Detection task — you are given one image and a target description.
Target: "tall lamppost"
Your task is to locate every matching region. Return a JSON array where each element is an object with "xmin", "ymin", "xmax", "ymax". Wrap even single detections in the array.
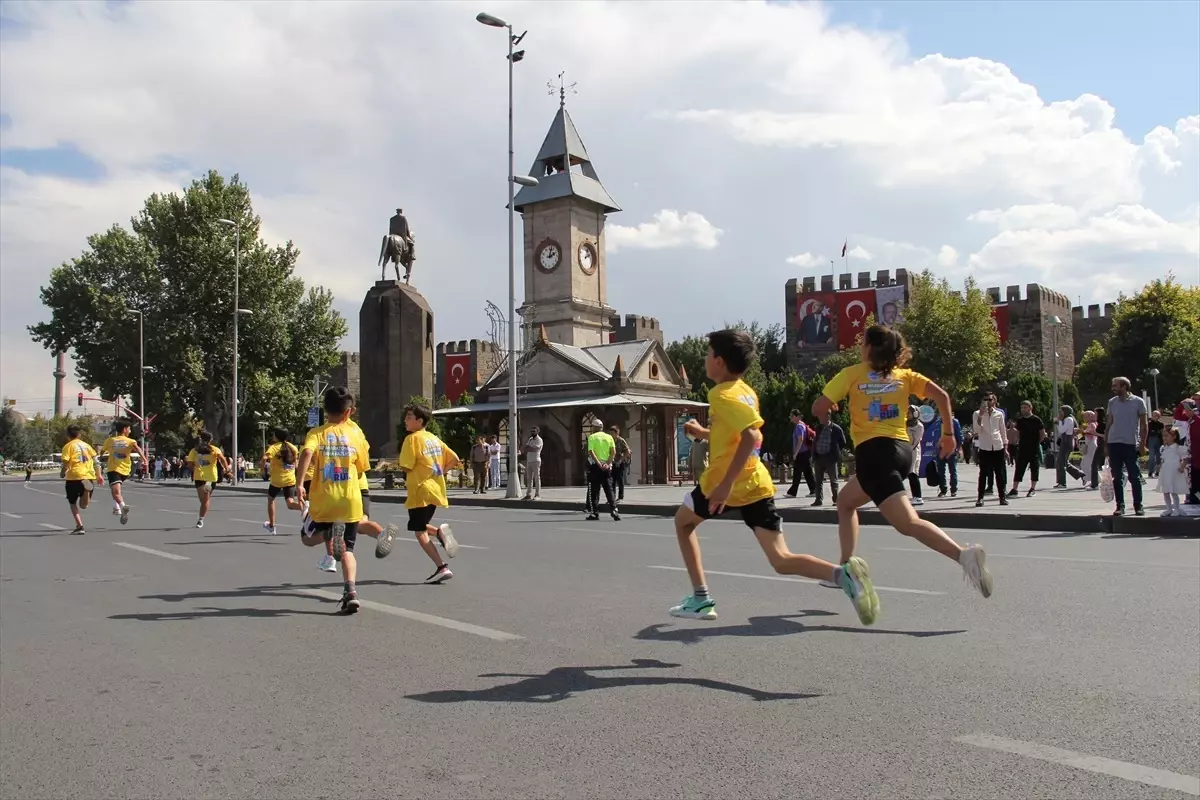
[
  {"xmin": 217, "ymin": 217, "xmax": 246, "ymax": 484},
  {"xmin": 128, "ymin": 309, "xmax": 146, "ymax": 458},
  {"xmin": 477, "ymin": 10, "xmax": 539, "ymax": 499},
  {"xmin": 1147, "ymin": 368, "xmax": 1160, "ymax": 410},
  {"xmin": 1047, "ymin": 315, "xmax": 1064, "ymax": 415}
]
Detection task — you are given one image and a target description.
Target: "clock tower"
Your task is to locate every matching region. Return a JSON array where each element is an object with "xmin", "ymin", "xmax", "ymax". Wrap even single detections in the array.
[{"xmin": 514, "ymin": 95, "xmax": 620, "ymax": 348}]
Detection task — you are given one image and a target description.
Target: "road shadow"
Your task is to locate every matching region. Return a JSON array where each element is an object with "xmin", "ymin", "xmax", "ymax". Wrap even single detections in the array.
[
  {"xmin": 634, "ymin": 611, "xmax": 967, "ymax": 646},
  {"xmin": 138, "ymin": 580, "xmax": 425, "ymax": 605},
  {"xmin": 405, "ymin": 659, "xmax": 820, "ymax": 704},
  {"xmin": 0, "ymin": 531, "xmax": 66, "ymax": 537},
  {"xmin": 161, "ymin": 538, "xmax": 287, "ymax": 546},
  {"xmin": 110, "ymin": 605, "xmax": 332, "ymax": 621},
  {"xmin": 1018, "ymin": 531, "xmax": 1097, "ymax": 539}
]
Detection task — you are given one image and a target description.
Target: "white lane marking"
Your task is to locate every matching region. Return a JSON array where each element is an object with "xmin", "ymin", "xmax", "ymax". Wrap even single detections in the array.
[
  {"xmin": 298, "ymin": 589, "xmax": 521, "ymax": 640},
  {"xmin": 646, "ymin": 565, "xmax": 944, "ymax": 595},
  {"xmin": 956, "ymin": 734, "xmax": 1200, "ymax": 796},
  {"xmin": 231, "ymin": 518, "xmax": 266, "ymax": 524},
  {"xmin": 454, "ymin": 543, "xmax": 488, "ymax": 550},
  {"xmin": 878, "ymin": 547, "xmax": 1198, "ymax": 569},
  {"xmin": 38, "ymin": 523, "xmax": 65, "ymax": 530},
  {"xmin": 559, "ymin": 526, "xmax": 675, "ymax": 538},
  {"xmin": 22, "ymin": 486, "xmax": 62, "ymax": 498},
  {"xmin": 2, "ymin": 512, "xmax": 22, "ymax": 519},
  {"xmin": 113, "ymin": 542, "xmax": 190, "ymax": 561},
  {"xmin": 156, "ymin": 509, "xmax": 195, "ymax": 516}
]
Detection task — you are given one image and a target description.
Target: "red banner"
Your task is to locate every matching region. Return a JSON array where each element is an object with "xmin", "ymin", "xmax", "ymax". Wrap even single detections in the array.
[
  {"xmin": 991, "ymin": 305, "xmax": 1010, "ymax": 344},
  {"xmin": 835, "ymin": 289, "xmax": 875, "ymax": 349},
  {"xmin": 444, "ymin": 353, "xmax": 471, "ymax": 404},
  {"xmin": 796, "ymin": 292, "xmax": 835, "ymax": 348}
]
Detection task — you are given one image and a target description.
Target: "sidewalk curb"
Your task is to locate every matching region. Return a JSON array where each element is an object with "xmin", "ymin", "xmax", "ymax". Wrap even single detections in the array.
[{"xmin": 150, "ymin": 482, "xmax": 1200, "ymax": 538}]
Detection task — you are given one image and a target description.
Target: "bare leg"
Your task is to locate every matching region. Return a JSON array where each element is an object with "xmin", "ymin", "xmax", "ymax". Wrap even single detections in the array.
[
  {"xmin": 266, "ymin": 496, "xmax": 276, "ymax": 528},
  {"xmin": 835, "ymin": 477, "xmax": 869, "ymax": 563},
  {"xmin": 70, "ymin": 503, "xmax": 83, "ymax": 529},
  {"xmin": 673, "ymin": 505, "xmax": 707, "ymax": 588},
  {"xmin": 79, "ymin": 490, "xmax": 92, "ymax": 510},
  {"xmin": 754, "ymin": 529, "xmax": 841, "ymax": 581},
  {"xmin": 341, "ymin": 551, "xmax": 357, "ymax": 583},
  {"xmin": 416, "ymin": 528, "xmax": 444, "ymax": 567},
  {"xmin": 876, "ymin": 492, "xmax": 963, "ymax": 562},
  {"xmin": 197, "ymin": 486, "xmax": 211, "ymax": 519},
  {"xmin": 111, "ymin": 481, "xmax": 125, "ymax": 508},
  {"xmin": 359, "ymin": 518, "xmax": 383, "ymax": 538}
]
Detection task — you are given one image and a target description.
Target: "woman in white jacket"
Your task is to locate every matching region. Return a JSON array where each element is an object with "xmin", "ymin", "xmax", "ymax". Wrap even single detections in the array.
[{"xmin": 906, "ymin": 405, "xmax": 925, "ymax": 506}]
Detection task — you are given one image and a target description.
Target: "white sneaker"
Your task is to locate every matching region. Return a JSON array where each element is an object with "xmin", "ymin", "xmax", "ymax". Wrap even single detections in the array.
[
  {"xmin": 911, "ymin": 497, "xmax": 925, "ymax": 506},
  {"xmin": 959, "ymin": 544, "xmax": 993, "ymax": 598},
  {"xmin": 112, "ymin": 507, "xmax": 121, "ymax": 515},
  {"xmin": 120, "ymin": 504, "xmax": 130, "ymax": 525},
  {"xmin": 317, "ymin": 554, "xmax": 337, "ymax": 572},
  {"xmin": 196, "ymin": 519, "xmax": 204, "ymax": 529},
  {"xmin": 436, "ymin": 523, "xmax": 459, "ymax": 558},
  {"xmin": 262, "ymin": 521, "xmax": 277, "ymax": 535}
]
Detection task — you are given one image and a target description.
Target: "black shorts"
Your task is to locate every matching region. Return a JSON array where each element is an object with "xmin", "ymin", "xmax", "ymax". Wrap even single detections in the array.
[
  {"xmin": 361, "ymin": 490, "xmax": 371, "ymax": 519},
  {"xmin": 106, "ymin": 471, "xmax": 127, "ymax": 485},
  {"xmin": 268, "ymin": 484, "xmax": 297, "ymax": 500},
  {"xmin": 854, "ymin": 437, "xmax": 913, "ymax": 506},
  {"xmin": 682, "ymin": 486, "xmax": 782, "ymax": 531},
  {"xmin": 65, "ymin": 480, "xmax": 92, "ymax": 505},
  {"xmin": 313, "ymin": 521, "xmax": 358, "ymax": 552},
  {"xmin": 194, "ymin": 480, "xmax": 214, "ymax": 491},
  {"xmin": 407, "ymin": 505, "xmax": 437, "ymax": 532}
]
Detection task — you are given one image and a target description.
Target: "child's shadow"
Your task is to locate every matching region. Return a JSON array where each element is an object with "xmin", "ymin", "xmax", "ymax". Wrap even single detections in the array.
[{"xmin": 634, "ymin": 610, "xmax": 967, "ymax": 646}]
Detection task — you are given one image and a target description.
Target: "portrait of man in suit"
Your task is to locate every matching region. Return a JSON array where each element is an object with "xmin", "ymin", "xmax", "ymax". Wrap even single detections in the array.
[{"xmin": 799, "ymin": 297, "xmax": 832, "ymax": 346}]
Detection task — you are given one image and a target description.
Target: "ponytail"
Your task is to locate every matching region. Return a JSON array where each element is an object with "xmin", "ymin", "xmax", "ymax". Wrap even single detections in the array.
[
  {"xmin": 274, "ymin": 428, "xmax": 295, "ymax": 466},
  {"xmin": 196, "ymin": 431, "xmax": 213, "ymax": 456}
]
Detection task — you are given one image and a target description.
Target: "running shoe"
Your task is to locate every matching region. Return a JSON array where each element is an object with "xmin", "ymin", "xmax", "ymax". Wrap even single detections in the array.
[
  {"xmin": 669, "ymin": 595, "xmax": 718, "ymax": 620},
  {"xmin": 329, "ymin": 523, "xmax": 346, "ymax": 562},
  {"xmin": 120, "ymin": 504, "xmax": 130, "ymax": 525},
  {"xmin": 818, "ymin": 579, "xmax": 839, "ymax": 588},
  {"xmin": 317, "ymin": 554, "xmax": 337, "ymax": 572},
  {"xmin": 959, "ymin": 544, "xmax": 993, "ymax": 599},
  {"xmin": 424, "ymin": 565, "xmax": 453, "ymax": 584},
  {"xmin": 436, "ymin": 524, "xmax": 459, "ymax": 558},
  {"xmin": 375, "ymin": 523, "xmax": 398, "ymax": 559},
  {"xmin": 71, "ymin": 525, "xmax": 85, "ymax": 535},
  {"xmin": 196, "ymin": 519, "xmax": 204, "ymax": 529},
  {"xmin": 340, "ymin": 591, "xmax": 361, "ymax": 614},
  {"xmin": 611, "ymin": 510, "xmax": 621, "ymax": 521},
  {"xmin": 112, "ymin": 507, "xmax": 120, "ymax": 516},
  {"xmin": 262, "ymin": 522, "xmax": 277, "ymax": 535},
  {"xmin": 300, "ymin": 512, "xmax": 316, "ymax": 538},
  {"xmin": 837, "ymin": 556, "xmax": 880, "ymax": 626}
]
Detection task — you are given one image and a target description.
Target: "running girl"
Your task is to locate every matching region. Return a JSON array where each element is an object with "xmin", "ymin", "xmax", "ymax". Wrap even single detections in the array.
[
  {"xmin": 262, "ymin": 428, "xmax": 302, "ymax": 535},
  {"xmin": 187, "ymin": 431, "xmax": 230, "ymax": 529}
]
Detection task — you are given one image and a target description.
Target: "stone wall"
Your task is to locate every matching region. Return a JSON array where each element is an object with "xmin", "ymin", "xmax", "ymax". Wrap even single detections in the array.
[
  {"xmin": 989, "ymin": 284, "xmax": 1074, "ymax": 381},
  {"xmin": 608, "ymin": 313, "xmax": 664, "ymax": 345},
  {"xmin": 434, "ymin": 339, "xmax": 501, "ymax": 399},
  {"xmin": 329, "ymin": 351, "xmax": 360, "ymax": 402},
  {"xmin": 1071, "ymin": 303, "xmax": 1117, "ymax": 364}
]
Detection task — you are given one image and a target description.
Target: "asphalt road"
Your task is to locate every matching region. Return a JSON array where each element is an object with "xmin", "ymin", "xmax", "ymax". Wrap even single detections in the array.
[{"xmin": 2, "ymin": 478, "xmax": 1198, "ymax": 800}]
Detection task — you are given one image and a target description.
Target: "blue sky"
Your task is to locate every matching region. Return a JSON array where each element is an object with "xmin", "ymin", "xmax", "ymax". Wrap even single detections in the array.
[{"xmin": 824, "ymin": 0, "xmax": 1200, "ymax": 137}]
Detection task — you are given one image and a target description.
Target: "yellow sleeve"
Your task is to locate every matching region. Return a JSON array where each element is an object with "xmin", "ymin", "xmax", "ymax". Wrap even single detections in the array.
[
  {"xmin": 397, "ymin": 434, "xmax": 417, "ymax": 471},
  {"xmin": 906, "ymin": 370, "xmax": 931, "ymax": 398},
  {"xmin": 186, "ymin": 449, "xmax": 198, "ymax": 465},
  {"xmin": 823, "ymin": 366, "xmax": 855, "ymax": 402},
  {"xmin": 264, "ymin": 444, "xmax": 277, "ymax": 462},
  {"xmin": 302, "ymin": 429, "xmax": 321, "ymax": 454},
  {"xmin": 100, "ymin": 438, "xmax": 113, "ymax": 457},
  {"xmin": 60, "ymin": 443, "xmax": 71, "ymax": 462},
  {"xmin": 86, "ymin": 443, "xmax": 97, "ymax": 460},
  {"xmin": 443, "ymin": 444, "xmax": 460, "ymax": 468},
  {"xmin": 355, "ymin": 432, "xmax": 370, "ymax": 474},
  {"xmin": 717, "ymin": 392, "xmax": 763, "ymax": 435}
]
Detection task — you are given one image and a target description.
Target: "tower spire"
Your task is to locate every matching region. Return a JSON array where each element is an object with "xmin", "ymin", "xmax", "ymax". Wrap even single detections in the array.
[{"xmin": 548, "ymin": 70, "xmax": 577, "ymax": 110}]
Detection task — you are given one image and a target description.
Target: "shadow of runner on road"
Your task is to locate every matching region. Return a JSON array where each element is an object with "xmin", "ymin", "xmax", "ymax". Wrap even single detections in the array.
[
  {"xmin": 405, "ymin": 659, "xmax": 820, "ymax": 704},
  {"xmin": 110, "ymin": 605, "xmax": 332, "ymax": 621},
  {"xmin": 161, "ymin": 538, "xmax": 288, "ymax": 546},
  {"xmin": 634, "ymin": 611, "xmax": 967, "ymax": 646}
]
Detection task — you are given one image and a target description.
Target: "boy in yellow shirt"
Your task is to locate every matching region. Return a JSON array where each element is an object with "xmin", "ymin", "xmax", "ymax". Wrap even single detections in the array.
[
  {"xmin": 397, "ymin": 403, "xmax": 461, "ymax": 584},
  {"xmin": 61, "ymin": 425, "xmax": 103, "ymax": 535},
  {"xmin": 668, "ymin": 329, "xmax": 880, "ymax": 625},
  {"xmin": 101, "ymin": 419, "xmax": 146, "ymax": 526},
  {"xmin": 186, "ymin": 431, "xmax": 230, "ymax": 529},
  {"xmin": 295, "ymin": 387, "xmax": 371, "ymax": 613}
]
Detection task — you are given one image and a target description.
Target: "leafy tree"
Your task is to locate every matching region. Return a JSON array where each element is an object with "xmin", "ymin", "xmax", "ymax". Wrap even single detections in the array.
[
  {"xmin": 1149, "ymin": 319, "xmax": 1200, "ymax": 409},
  {"xmin": 436, "ymin": 393, "xmax": 476, "ymax": 459},
  {"xmin": 814, "ymin": 345, "xmax": 861, "ymax": 379},
  {"xmin": 1104, "ymin": 278, "xmax": 1200, "ymax": 402},
  {"xmin": 28, "ymin": 170, "xmax": 347, "ymax": 453},
  {"xmin": 1074, "ymin": 340, "xmax": 1113, "ymax": 409},
  {"xmin": 665, "ymin": 335, "xmax": 708, "ymax": 402},
  {"xmin": 757, "ymin": 370, "xmax": 807, "ymax": 458},
  {"xmin": 997, "ymin": 342, "xmax": 1042, "ymax": 378},
  {"xmin": 899, "ymin": 271, "xmax": 1000, "ymax": 401},
  {"xmin": 666, "ymin": 321, "xmax": 784, "ymax": 403}
]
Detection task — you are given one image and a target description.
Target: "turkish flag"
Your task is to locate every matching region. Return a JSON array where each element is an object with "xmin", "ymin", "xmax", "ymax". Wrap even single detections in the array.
[
  {"xmin": 991, "ymin": 305, "xmax": 1009, "ymax": 344},
  {"xmin": 444, "ymin": 353, "xmax": 471, "ymax": 404},
  {"xmin": 835, "ymin": 289, "xmax": 875, "ymax": 349}
]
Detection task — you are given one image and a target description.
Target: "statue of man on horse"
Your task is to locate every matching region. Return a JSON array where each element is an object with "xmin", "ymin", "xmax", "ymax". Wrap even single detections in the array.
[{"xmin": 379, "ymin": 208, "xmax": 416, "ymax": 283}]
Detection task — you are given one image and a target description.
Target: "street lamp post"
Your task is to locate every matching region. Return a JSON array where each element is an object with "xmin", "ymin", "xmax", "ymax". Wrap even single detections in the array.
[
  {"xmin": 217, "ymin": 218, "xmax": 243, "ymax": 485},
  {"xmin": 477, "ymin": 11, "xmax": 538, "ymax": 499},
  {"xmin": 1147, "ymin": 368, "xmax": 1160, "ymax": 410},
  {"xmin": 1047, "ymin": 315, "xmax": 1064, "ymax": 415},
  {"xmin": 128, "ymin": 310, "xmax": 146, "ymax": 459}
]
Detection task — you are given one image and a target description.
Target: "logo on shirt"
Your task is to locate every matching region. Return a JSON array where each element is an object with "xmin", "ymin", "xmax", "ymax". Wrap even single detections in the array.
[
  {"xmin": 736, "ymin": 394, "xmax": 757, "ymax": 408},
  {"xmin": 423, "ymin": 440, "xmax": 445, "ymax": 477},
  {"xmin": 857, "ymin": 378, "xmax": 901, "ymax": 396},
  {"xmin": 867, "ymin": 400, "xmax": 901, "ymax": 422}
]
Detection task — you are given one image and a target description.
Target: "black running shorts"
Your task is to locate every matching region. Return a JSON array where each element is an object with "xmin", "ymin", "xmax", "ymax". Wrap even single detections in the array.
[
  {"xmin": 853, "ymin": 437, "xmax": 913, "ymax": 506},
  {"xmin": 362, "ymin": 490, "xmax": 371, "ymax": 519},
  {"xmin": 682, "ymin": 486, "xmax": 782, "ymax": 531},
  {"xmin": 194, "ymin": 480, "xmax": 213, "ymax": 491},
  {"xmin": 65, "ymin": 480, "xmax": 87, "ymax": 505},
  {"xmin": 268, "ymin": 484, "xmax": 297, "ymax": 500},
  {"xmin": 303, "ymin": 480, "xmax": 312, "ymax": 496},
  {"xmin": 313, "ymin": 521, "xmax": 358, "ymax": 552},
  {"xmin": 407, "ymin": 505, "xmax": 437, "ymax": 532},
  {"xmin": 106, "ymin": 471, "xmax": 127, "ymax": 485}
]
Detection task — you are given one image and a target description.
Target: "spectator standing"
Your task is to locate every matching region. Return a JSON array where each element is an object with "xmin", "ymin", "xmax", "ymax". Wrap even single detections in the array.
[
  {"xmin": 522, "ymin": 427, "xmax": 543, "ymax": 500},
  {"xmin": 933, "ymin": 410, "xmax": 962, "ymax": 498},
  {"xmin": 1105, "ymin": 377, "xmax": 1148, "ymax": 516},
  {"xmin": 1185, "ymin": 403, "xmax": 1199, "ymax": 505},
  {"xmin": 610, "ymin": 425, "xmax": 631, "ymax": 503},
  {"xmin": 1009, "ymin": 400, "xmax": 1046, "ymax": 497},
  {"xmin": 1147, "ymin": 410, "xmax": 1165, "ymax": 478},
  {"xmin": 486, "ymin": 435, "xmax": 502, "ymax": 489},
  {"xmin": 687, "ymin": 434, "xmax": 708, "ymax": 486},
  {"xmin": 1053, "ymin": 406, "xmax": 1078, "ymax": 488},
  {"xmin": 584, "ymin": 418, "xmax": 619, "ymax": 521},
  {"xmin": 811, "ymin": 406, "xmax": 846, "ymax": 507},
  {"xmin": 470, "ymin": 437, "xmax": 489, "ymax": 494},
  {"xmin": 973, "ymin": 392, "xmax": 1009, "ymax": 506},
  {"xmin": 906, "ymin": 406, "xmax": 925, "ymax": 506},
  {"xmin": 785, "ymin": 410, "xmax": 816, "ymax": 498}
]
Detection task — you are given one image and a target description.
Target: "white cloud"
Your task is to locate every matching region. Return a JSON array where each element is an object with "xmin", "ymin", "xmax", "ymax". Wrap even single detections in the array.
[
  {"xmin": 785, "ymin": 252, "xmax": 822, "ymax": 267},
  {"xmin": 0, "ymin": 1, "xmax": 1196, "ymax": 405},
  {"xmin": 607, "ymin": 210, "xmax": 723, "ymax": 253}
]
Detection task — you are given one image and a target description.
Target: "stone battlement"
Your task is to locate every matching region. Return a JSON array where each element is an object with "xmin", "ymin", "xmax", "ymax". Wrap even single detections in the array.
[
  {"xmin": 609, "ymin": 313, "xmax": 664, "ymax": 345},
  {"xmin": 786, "ymin": 268, "xmax": 912, "ymax": 294},
  {"xmin": 1071, "ymin": 303, "xmax": 1118, "ymax": 320},
  {"xmin": 985, "ymin": 284, "xmax": 1072, "ymax": 309},
  {"xmin": 436, "ymin": 339, "xmax": 499, "ymax": 357}
]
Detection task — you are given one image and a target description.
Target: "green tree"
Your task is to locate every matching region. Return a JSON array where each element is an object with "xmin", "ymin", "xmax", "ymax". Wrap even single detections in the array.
[
  {"xmin": 665, "ymin": 335, "xmax": 708, "ymax": 401},
  {"xmin": 436, "ymin": 393, "xmax": 476, "ymax": 459},
  {"xmin": 1149, "ymin": 320, "xmax": 1200, "ymax": 409},
  {"xmin": 899, "ymin": 271, "xmax": 1001, "ymax": 401},
  {"xmin": 28, "ymin": 170, "xmax": 348, "ymax": 453},
  {"xmin": 1104, "ymin": 278, "xmax": 1200, "ymax": 402},
  {"xmin": 997, "ymin": 342, "xmax": 1042, "ymax": 378},
  {"xmin": 757, "ymin": 370, "xmax": 807, "ymax": 458},
  {"xmin": 666, "ymin": 321, "xmax": 784, "ymax": 403},
  {"xmin": 1074, "ymin": 340, "xmax": 1114, "ymax": 410}
]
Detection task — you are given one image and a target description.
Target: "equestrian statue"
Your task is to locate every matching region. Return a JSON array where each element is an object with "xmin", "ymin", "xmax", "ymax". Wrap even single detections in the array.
[{"xmin": 379, "ymin": 208, "xmax": 416, "ymax": 283}]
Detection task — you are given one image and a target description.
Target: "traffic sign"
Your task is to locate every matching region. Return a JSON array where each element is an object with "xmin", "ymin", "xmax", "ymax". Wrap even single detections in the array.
[{"xmin": 307, "ymin": 406, "xmax": 319, "ymax": 427}]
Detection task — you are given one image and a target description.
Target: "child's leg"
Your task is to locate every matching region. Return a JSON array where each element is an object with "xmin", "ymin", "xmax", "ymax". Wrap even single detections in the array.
[
  {"xmin": 79, "ymin": 486, "xmax": 92, "ymax": 510},
  {"xmin": 753, "ymin": 529, "xmax": 843, "ymax": 581},
  {"xmin": 415, "ymin": 526, "xmax": 444, "ymax": 567},
  {"xmin": 70, "ymin": 502, "xmax": 83, "ymax": 529},
  {"xmin": 876, "ymin": 492, "xmax": 963, "ymax": 562},
  {"xmin": 835, "ymin": 478, "xmax": 869, "ymax": 563},
  {"xmin": 110, "ymin": 479, "xmax": 124, "ymax": 508},
  {"xmin": 266, "ymin": 494, "xmax": 276, "ymax": 528},
  {"xmin": 360, "ymin": 518, "xmax": 383, "ymax": 538},
  {"xmin": 198, "ymin": 486, "xmax": 211, "ymax": 518},
  {"xmin": 673, "ymin": 504, "xmax": 708, "ymax": 590}
]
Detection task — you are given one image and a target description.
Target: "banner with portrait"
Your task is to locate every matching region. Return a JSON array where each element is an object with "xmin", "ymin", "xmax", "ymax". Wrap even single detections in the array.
[
  {"xmin": 444, "ymin": 353, "xmax": 471, "ymax": 404},
  {"xmin": 875, "ymin": 284, "xmax": 907, "ymax": 327},
  {"xmin": 991, "ymin": 305, "xmax": 1010, "ymax": 344},
  {"xmin": 796, "ymin": 292, "xmax": 835, "ymax": 348},
  {"xmin": 835, "ymin": 289, "xmax": 875, "ymax": 349}
]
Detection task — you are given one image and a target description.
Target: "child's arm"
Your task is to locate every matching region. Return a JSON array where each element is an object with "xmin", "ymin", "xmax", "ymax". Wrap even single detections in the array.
[
  {"xmin": 683, "ymin": 419, "xmax": 709, "ymax": 441},
  {"xmin": 707, "ymin": 426, "xmax": 760, "ymax": 513}
]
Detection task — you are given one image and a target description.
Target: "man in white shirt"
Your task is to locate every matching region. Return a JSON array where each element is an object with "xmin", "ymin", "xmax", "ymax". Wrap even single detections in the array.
[
  {"xmin": 972, "ymin": 393, "xmax": 1009, "ymax": 507},
  {"xmin": 486, "ymin": 435, "xmax": 502, "ymax": 489},
  {"xmin": 1053, "ymin": 405, "xmax": 1078, "ymax": 488},
  {"xmin": 523, "ymin": 427, "xmax": 543, "ymax": 500}
]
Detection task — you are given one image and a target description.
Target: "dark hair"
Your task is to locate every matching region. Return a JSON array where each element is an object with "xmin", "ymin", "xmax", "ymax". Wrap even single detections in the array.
[
  {"xmin": 196, "ymin": 430, "xmax": 213, "ymax": 455},
  {"xmin": 708, "ymin": 329, "xmax": 755, "ymax": 375},
  {"xmin": 273, "ymin": 428, "xmax": 295, "ymax": 466},
  {"xmin": 115, "ymin": 418, "xmax": 132, "ymax": 434},
  {"xmin": 67, "ymin": 425, "xmax": 82, "ymax": 439},
  {"xmin": 345, "ymin": 393, "xmax": 357, "ymax": 410},
  {"xmin": 404, "ymin": 403, "xmax": 432, "ymax": 428},
  {"xmin": 609, "ymin": 425, "xmax": 620, "ymax": 435},
  {"xmin": 789, "ymin": 408, "xmax": 801, "ymax": 418},
  {"xmin": 863, "ymin": 325, "xmax": 910, "ymax": 374},
  {"xmin": 323, "ymin": 385, "xmax": 350, "ymax": 415}
]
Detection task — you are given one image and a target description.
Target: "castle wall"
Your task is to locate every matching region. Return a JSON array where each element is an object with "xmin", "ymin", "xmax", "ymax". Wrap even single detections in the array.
[{"xmin": 1071, "ymin": 303, "xmax": 1117, "ymax": 364}]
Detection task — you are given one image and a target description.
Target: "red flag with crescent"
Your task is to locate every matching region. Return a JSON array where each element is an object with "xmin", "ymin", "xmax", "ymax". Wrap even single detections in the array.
[
  {"xmin": 444, "ymin": 353, "xmax": 471, "ymax": 404},
  {"xmin": 835, "ymin": 289, "xmax": 875, "ymax": 349}
]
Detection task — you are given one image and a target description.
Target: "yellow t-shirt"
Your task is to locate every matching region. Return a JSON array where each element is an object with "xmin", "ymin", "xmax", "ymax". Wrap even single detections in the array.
[
  {"xmin": 187, "ymin": 445, "xmax": 225, "ymax": 484},
  {"xmin": 101, "ymin": 435, "xmax": 138, "ymax": 477},
  {"xmin": 346, "ymin": 418, "xmax": 370, "ymax": 491},
  {"xmin": 61, "ymin": 439, "xmax": 97, "ymax": 481},
  {"xmin": 264, "ymin": 442, "xmax": 298, "ymax": 488},
  {"xmin": 822, "ymin": 363, "xmax": 930, "ymax": 445},
  {"xmin": 303, "ymin": 422, "xmax": 369, "ymax": 523},
  {"xmin": 700, "ymin": 379, "xmax": 775, "ymax": 507},
  {"xmin": 398, "ymin": 429, "xmax": 458, "ymax": 509}
]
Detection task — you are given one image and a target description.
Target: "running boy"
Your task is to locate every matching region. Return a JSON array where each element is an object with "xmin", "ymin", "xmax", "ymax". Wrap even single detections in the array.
[
  {"xmin": 397, "ymin": 403, "xmax": 461, "ymax": 584},
  {"xmin": 668, "ymin": 329, "xmax": 880, "ymax": 625},
  {"xmin": 186, "ymin": 431, "xmax": 230, "ymax": 529},
  {"xmin": 295, "ymin": 386, "xmax": 371, "ymax": 612},
  {"xmin": 262, "ymin": 428, "xmax": 302, "ymax": 535},
  {"xmin": 61, "ymin": 425, "xmax": 103, "ymax": 535},
  {"xmin": 101, "ymin": 419, "xmax": 146, "ymax": 525},
  {"xmin": 813, "ymin": 324, "xmax": 993, "ymax": 598}
]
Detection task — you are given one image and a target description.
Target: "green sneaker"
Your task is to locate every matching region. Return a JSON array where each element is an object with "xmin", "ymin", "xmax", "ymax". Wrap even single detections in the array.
[
  {"xmin": 837, "ymin": 557, "xmax": 880, "ymax": 626},
  {"xmin": 669, "ymin": 595, "xmax": 717, "ymax": 620}
]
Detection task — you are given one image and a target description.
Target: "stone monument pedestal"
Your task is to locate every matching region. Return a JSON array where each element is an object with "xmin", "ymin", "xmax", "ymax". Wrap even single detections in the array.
[{"xmin": 359, "ymin": 280, "xmax": 434, "ymax": 458}]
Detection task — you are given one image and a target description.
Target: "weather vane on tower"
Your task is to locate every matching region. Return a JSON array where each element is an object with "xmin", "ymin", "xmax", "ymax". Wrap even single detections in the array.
[{"xmin": 547, "ymin": 71, "xmax": 577, "ymax": 108}]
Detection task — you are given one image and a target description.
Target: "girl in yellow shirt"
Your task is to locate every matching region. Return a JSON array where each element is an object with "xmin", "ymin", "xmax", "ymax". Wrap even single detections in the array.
[{"xmin": 187, "ymin": 431, "xmax": 230, "ymax": 529}]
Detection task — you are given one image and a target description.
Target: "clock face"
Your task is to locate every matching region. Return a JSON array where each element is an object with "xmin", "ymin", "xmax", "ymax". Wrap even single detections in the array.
[
  {"xmin": 537, "ymin": 240, "xmax": 561, "ymax": 272},
  {"xmin": 578, "ymin": 242, "xmax": 597, "ymax": 275}
]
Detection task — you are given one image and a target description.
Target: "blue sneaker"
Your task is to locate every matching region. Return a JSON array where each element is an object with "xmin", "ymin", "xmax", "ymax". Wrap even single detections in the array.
[
  {"xmin": 669, "ymin": 595, "xmax": 717, "ymax": 620},
  {"xmin": 837, "ymin": 557, "xmax": 880, "ymax": 625}
]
